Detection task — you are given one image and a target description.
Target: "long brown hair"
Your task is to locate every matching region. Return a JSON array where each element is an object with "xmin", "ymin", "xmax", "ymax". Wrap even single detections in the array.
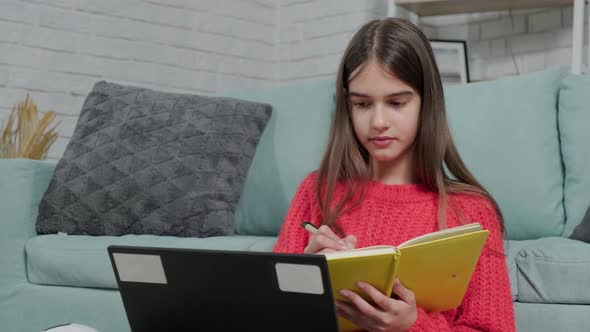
[{"xmin": 316, "ymin": 18, "xmax": 504, "ymax": 235}]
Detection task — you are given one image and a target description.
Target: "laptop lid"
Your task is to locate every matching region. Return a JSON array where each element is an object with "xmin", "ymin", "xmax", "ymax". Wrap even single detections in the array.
[{"xmin": 108, "ymin": 245, "xmax": 339, "ymax": 332}]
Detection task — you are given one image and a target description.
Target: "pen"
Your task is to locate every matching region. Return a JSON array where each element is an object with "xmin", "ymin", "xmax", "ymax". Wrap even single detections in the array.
[
  {"xmin": 300, "ymin": 221, "xmax": 319, "ymax": 235},
  {"xmin": 301, "ymin": 221, "xmax": 352, "ymax": 250}
]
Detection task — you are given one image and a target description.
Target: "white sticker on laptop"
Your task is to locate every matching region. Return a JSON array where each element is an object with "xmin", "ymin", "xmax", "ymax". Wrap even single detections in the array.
[
  {"xmin": 113, "ymin": 253, "xmax": 168, "ymax": 284},
  {"xmin": 275, "ymin": 263, "xmax": 324, "ymax": 295}
]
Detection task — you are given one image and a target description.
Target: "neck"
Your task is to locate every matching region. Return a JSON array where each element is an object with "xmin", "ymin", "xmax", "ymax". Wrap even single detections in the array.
[{"xmin": 370, "ymin": 149, "xmax": 416, "ymax": 185}]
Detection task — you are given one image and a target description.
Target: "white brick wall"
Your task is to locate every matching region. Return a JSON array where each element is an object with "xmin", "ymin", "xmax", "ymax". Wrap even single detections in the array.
[
  {"xmin": 528, "ymin": 8, "xmax": 562, "ymax": 32},
  {"xmin": 276, "ymin": 3, "xmax": 585, "ymax": 84},
  {"xmin": 421, "ymin": 6, "xmax": 584, "ymax": 82},
  {"xmin": 1, "ymin": 0, "xmax": 585, "ymax": 160},
  {"xmin": 276, "ymin": 0, "xmax": 386, "ymax": 82},
  {"xmin": 0, "ymin": 0, "xmax": 277, "ymax": 159}
]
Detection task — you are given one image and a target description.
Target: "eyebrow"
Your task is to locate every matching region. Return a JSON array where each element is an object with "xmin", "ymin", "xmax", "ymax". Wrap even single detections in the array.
[{"xmin": 348, "ymin": 90, "xmax": 414, "ymax": 98}]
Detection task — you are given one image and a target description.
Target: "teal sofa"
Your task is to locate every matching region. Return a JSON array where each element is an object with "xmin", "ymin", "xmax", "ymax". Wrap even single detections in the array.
[{"xmin": 2, "ymin": 68, "xmax": 590, "ymax": 331}]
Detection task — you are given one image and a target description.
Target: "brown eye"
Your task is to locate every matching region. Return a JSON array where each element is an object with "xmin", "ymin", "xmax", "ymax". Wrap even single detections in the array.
[{"xmin": 353, "ymin": 101, "xmax": 370, "ymax": 109}]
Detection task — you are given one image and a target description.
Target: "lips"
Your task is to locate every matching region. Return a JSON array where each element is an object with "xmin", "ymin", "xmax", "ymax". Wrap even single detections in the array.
[{"xmin": 369, "ymin": 136, "xmax": 395, "ymax": 148}]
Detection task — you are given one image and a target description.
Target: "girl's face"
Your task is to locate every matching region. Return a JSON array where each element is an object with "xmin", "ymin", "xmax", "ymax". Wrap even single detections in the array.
[{"xmin": 348, "ymin": 58, "xmax": 421, "ymax": 166}]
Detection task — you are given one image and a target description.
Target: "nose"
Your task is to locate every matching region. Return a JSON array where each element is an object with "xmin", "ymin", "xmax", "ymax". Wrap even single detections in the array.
[{"xmin": 371, "ymin": 102, "xmax": 389, "ymax": 131}]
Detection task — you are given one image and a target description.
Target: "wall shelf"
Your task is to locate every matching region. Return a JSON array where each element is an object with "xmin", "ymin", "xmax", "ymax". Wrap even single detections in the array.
[
  {"xmin": 390, "ymin": 0, "xmax": 588, "ymax": 74},
  {"xmin": 394, "ymin": 0, "xmax": 573, "ymax": 17}
]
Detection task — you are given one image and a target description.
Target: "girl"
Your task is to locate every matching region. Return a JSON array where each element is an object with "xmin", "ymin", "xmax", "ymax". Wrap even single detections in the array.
[{"xmin": 272, "ymin": 18, "xmax": 515, "ymax": 332}]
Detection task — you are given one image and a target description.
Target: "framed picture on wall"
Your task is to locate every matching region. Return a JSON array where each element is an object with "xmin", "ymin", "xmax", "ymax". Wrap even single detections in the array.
[{"xmin": 429, "ymin": 39, "xmax": 470, "ymax": 85}]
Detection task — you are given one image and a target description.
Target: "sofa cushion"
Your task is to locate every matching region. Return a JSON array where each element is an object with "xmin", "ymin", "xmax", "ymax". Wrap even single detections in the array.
[
  {"xmin": 221, "ymin": 79, "xmax": 335, "ymax": 236},
  {"xmin": 36, "ymin": 81, "xmax": 271, "ymax": 238},
  {"xmin": 516, "ymin": 237, "xmax": 590, "ymax": 304},
  {"xmin": 26, "ymin": 234, "xmax": 277, "ymax": 289},
  {"xmin": 514, "ymin": 302, "xmax": 590, "ymax": 332},
  {"xmin": 505, "ymin": 239, "xmax": 535, "ymax": 302},
  {"xmin": 445, "ymin": 68, "xmax": 566, "ymax": 240},
  {"xmin": 558, "ymin": 74, "xmax": 590, "ymax": 237}
]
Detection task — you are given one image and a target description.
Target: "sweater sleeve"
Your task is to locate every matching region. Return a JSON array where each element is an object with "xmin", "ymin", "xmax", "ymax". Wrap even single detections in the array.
[
  {"xmin": 410, "ymin": 196, "xmax": 516, "ymax": 332},
  {"xmin": 272, "ymin": 173, "xmax": 317, "ymax": 254}
]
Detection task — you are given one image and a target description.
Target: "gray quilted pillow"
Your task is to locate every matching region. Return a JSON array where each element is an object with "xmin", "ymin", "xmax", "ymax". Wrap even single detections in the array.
[
  {"xmin": 570, "ymin": 205, "xmax": 590, "ymax": 243},
  {"xmin": 36, "ymin": 81, "xmax": 271, "ymax": 237}
]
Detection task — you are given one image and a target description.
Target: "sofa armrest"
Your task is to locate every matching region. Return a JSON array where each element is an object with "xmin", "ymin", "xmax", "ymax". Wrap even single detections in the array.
[{"xmin": 0, "ymin": 159, "xmax": 56, "ymax": 284}]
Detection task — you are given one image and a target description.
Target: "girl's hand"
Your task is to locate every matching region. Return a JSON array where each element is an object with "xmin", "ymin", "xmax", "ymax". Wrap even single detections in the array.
[
  {"xmin": 303, "ymin": 225, "xmax": 357, "ymax": 254},
  {"xmin": 335, "ymin": 279, "xmax": 417, "ymax": 332}
]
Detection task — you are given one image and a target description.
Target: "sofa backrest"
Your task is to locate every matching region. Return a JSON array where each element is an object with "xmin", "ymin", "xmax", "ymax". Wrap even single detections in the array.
[
  {"xmin": 558, "ymin": 74, "xmax": 590, "ymax": 237},
  {"xmin": 223, "ymin": 80, "xmax": 336, "ymax": 235},
  {"xmin": 13, "ymin": 68, "xmax": 573, "ymax": 241},
  {"xmin": 445, "ymin": 68, "xmax": 567, "ymax": 240},
  {"xmin": 226, "ymin": 68, "xmax": 568, "ymax": 240},
  {"xmin": 0, "ymin": 159, "xmax": 56, "ymax": 234},
  {"xmin": 0, "ymin": 159, "xmax": 55, "ymax": 283}
]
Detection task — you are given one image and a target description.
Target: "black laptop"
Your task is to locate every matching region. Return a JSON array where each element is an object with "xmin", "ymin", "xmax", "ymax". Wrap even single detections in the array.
[{"xmin": 107, "ymin": 245, "xmax": 339, "ymax": 331}]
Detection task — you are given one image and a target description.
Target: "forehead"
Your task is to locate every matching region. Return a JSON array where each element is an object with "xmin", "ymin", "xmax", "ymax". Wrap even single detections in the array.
[{"xmin": 348, "ymin": 59, "xmax": 413, "ymax": 96}]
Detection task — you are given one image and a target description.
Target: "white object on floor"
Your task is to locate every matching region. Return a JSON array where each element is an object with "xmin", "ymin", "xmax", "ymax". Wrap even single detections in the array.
[{"xmin": 42, "ymin": 323, "xmax": 99, "ymax": 332}]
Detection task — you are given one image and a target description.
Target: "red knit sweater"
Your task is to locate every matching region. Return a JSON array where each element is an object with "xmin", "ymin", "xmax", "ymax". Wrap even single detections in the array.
[{"xmin": 273, "ymin": 173, "xmax": 515, "ymax": 332}]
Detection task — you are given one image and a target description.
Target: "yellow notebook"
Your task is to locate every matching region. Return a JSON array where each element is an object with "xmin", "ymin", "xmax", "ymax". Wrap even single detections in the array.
[{"xmin": 324, "ymin": 223, "xmax": 489, "ymax": 332}]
